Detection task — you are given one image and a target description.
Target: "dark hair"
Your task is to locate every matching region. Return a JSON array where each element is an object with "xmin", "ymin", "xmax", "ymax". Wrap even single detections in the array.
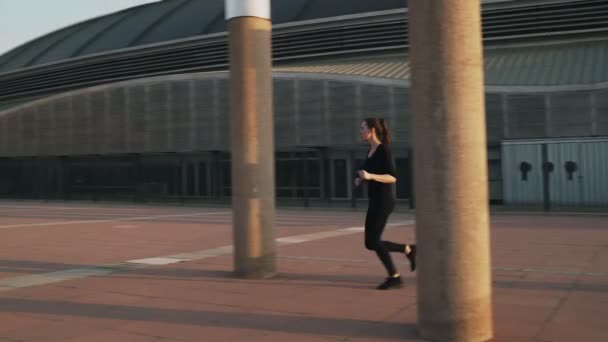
[{"xmin": 363, "ymin": 117, "xmax": 391, "ymax": 144}]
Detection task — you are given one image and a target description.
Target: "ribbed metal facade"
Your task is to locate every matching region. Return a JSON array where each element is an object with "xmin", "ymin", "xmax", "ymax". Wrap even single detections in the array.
[
  {"xmin": 0, "ymin": 73, "xmax": 417, "ymax": 158},
  {"xmin": 277, "ymin": 38, "xmax": 608, "ymax": 87},
  {"xmin": 4, "ymin": 71, "xmax": 607, "ymax": 156}
]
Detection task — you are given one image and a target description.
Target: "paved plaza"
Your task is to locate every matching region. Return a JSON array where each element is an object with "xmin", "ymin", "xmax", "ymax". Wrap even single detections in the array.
[{"xmin": 0, "ymin": 201, "xmax": 607, "ymax": 341}]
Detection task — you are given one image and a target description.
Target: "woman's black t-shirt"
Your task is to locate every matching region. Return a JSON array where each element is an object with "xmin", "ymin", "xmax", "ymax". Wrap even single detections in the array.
[{"xmin": 360, "ymin": 144, "xmax": 396, "ymax": 207}]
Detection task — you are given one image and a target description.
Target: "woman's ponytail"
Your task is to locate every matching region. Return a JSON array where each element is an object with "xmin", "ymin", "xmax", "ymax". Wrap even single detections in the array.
[{"xmin": 378, "ymin": 118, "xmax": 391, "ymax": 144}]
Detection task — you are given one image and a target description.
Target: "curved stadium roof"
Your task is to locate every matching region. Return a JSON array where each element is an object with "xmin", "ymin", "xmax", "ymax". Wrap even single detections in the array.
[
  {"xmin": 0, "ymin": 0, "xmax": 607, "ymax": 106},
  {"xmin": 0, "ymin": 0, "xmax": 407, "ymax": 73}
]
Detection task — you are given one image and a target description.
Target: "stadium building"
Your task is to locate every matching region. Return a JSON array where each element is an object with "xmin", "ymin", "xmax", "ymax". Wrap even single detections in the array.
[{"xmin": 0, "ymin": 0, "xmax": 607, "ymax": 207}]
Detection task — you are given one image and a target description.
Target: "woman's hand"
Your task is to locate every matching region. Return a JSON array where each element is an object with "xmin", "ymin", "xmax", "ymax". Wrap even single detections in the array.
[
  {"xmin": 354, "ymin": 177, "xmax": 362, "ymax": 187},
  {"xmin": 358, "ymin": 170, "xmax": 372, "ymax": 181}
]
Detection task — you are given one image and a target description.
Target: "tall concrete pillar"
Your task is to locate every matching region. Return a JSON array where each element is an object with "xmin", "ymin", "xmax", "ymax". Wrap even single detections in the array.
[
  {"xmin": 226, "ymin": 0, "xmax": 276, "ymax": 278},
  {"xmin": 408, "ymin": 1, "xmax": 493, "ymax": 341}
]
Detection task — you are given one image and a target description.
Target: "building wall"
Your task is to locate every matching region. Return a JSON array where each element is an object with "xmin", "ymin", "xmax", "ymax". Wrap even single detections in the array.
[
  {"xmin": 0, "ymin": 74, "xmax": 412, "ymax": 156},
  {"xmin": 1, "ymin": 72, "xmax": 607, "ymax": 204},
  {"xmin": 2, "ymin": 73, "xmax": 608, "ymax": 159}
]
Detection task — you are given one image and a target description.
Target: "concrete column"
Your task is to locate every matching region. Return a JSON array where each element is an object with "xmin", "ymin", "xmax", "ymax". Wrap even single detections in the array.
[
  {"xmin": 226, "ymin": 0, "xmax": 276, "ymax": 278},
  {"xmin": 408, "ymin": 1, "xmax": 493, "ymax": 341}
]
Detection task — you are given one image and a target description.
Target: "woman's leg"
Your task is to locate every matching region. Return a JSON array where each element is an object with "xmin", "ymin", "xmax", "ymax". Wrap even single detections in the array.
[
  {"xmin": 365, "ymin": 203, "xmax": 416, "ymax": 272},
  {"xmin": 364, "ymin": 207, "xmax": 398, "ymax": 276},
  {"xmin": 382, "ymin": 241, "xmax": 406, "ymax": 253}
]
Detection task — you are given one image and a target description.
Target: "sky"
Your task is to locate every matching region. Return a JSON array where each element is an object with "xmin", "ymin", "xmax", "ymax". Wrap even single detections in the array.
[
  {"xmin": 0, "ymin": 0, "xmax": 521, "ymax": 56},
  {"xmin": 0, "ymin": 0, "xmax": 160, "ymax": 55}
]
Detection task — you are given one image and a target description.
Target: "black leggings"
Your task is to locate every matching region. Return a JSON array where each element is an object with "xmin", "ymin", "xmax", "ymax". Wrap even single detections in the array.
[{"xmin": 364, "ymin": 204, "xmax": 405, "ymax": 276}]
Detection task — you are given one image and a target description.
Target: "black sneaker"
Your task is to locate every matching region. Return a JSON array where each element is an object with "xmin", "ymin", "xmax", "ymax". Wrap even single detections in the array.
[
  {"xmin": 376, "ymin": 276, "xmax": 402, "ymax": 290},
  {"xmin": 406, "ymin": 245, "xmax": 417, "ymax": 272}
]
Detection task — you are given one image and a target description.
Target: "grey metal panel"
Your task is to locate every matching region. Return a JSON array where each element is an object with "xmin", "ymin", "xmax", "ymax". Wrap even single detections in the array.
[
  {"xmin": 79, "ymin": 2, "xmax": 177, "ymax": 55},
  {"xmin": 298, "ymin": 80, "xmax": 324, "ymax": 146},
  {"xmin": 54, "ymin": 97, "xmax": 72, "ymax": 155},
  {"xmin": 0, "ymin": 43, "xmax": 27, "ymax": 67},
  {"xmin": 328, "ymin": 81, "xmax": 357, "ymax": 146},
  {"xmin": 506, "ymin": 49, "xmax": 533, "ymax": 85},
  {"xmin": 0, "ymin": 0, "xmax": 403, "ymax": 73},
  {"xmin": 8, "ymin": 0, "xmax": 608, "ymax": 76},
  {"xmin": 580, "ymin": 141, "xmax": 608, "ymax": 206},
  {"xmin": 276, "ymin": 59, "xmax": 411, "ymax": 82},
  {"xmin": 596, "ymin": 89, "xmax": 608, "ymax": 135},
  {"xmin": 106, "ymin": 88, "xmax": 127, "ymax": 153},
  {"xmin": 392, "ymin": 87, "xmax": 409, "ymax": 144},
  {"xmin": 136, "ymin": 0, "xmax": 222, "ymax": 44},
  {"xmin": 5, "ymin": 22, "xmax": 608, "ymax": 103},
  {"xmin": 488, "ymin": 157, "xmax": 502, "ymax": 201},
  {"xmin": 0, "ymin": 116, "xmax": 6, "ymax": 156},
  {"xmin": 361, "ymin": 84, "xmax": 390, "ymax": 118},
  {"xmin": 71, "ymin": 95, "xmax": 89, "ymax": 155},
  {"xmin": 192, "ymin": 80, "xmax": 217, "ymax": 150},
  {"xmin": 484, "ymin": 40, "xmax": 608, "ymax": 86},
  {"xmin": 169, "ymin": 81, "xmax": 192, "ymax": 151},
  {"xmin": 36, "ymin": 103, "xmax": 53, "ymax": 156},
  {"xmin": 508, "ymin": 137, "xmax": 608, "ymax": 145},
  {"xmin": 506, "ymin": 94, "xmax": 546, "ymax": 138},
  {"xmin": 296, "ymin": 0, "xmax": 403, "ymax": 20},
  {"xmin": 32, "ymin": 13, "xmax": 131, "ymax": 66},
  {"xmin": 6, "ymin": 114, "xmax": 19, "ymax": 156},
  {"xmin": 486, "ymin": 93, "xmax": 503, "ymax": 143},
  {"xmin": 274, "ymin": 79, "xmax": 297, "ymax": 147},
  {"xmin": 501, "ymin": 143, "xmax": 543, "ymax": 204},
  {"xmin": 362, "ymin": 84, "xmax": 399, "ymax": 142},
  {"xmin": 89, "ymin": 91, "xmax": 107, "ymax": 155},
  {"xmin": 1, "ymin": 71, "xmax": 605, "ymax": 165},
  {"xmin": 127, "ymin": 86, "xmax": 147, "ymax": 152},
  {"xmin": 147, "ymin": 84, "xmax": 169, "ymax": 152},
  {"xmin": 1, "ymin": 0, "xmax": 608, "ymax": 97},
  {"xmin": 0, "ymin": 26, "xmax": 80, "ymax": 72},
  {"xmin": 279, "ymin": 39, "xmax": 608, "ymax": 87},
  {"xmin": 130, "ymin": 0, "xmax": 193, "ymax": 46},
  {"xmin": 550, "ymin": 92, "xmax": 591, "ymax": 137},
  {"xmin": 275, "ymin": 39, "xmax": 608, "ymax": 87},
  {"xmin": 19, "ymin": 107, "xmax": 36, "ymax": 156},
  {"xmin": 270, "ymin": 0, "xmax": 309, "ymax": 23},
  {"xmin": 216, "ymin": 79, "xmax": 230, "ymax": 150},
  {"xmin": 548, "ymin": 142, "xmax": 581, "ymax": 206}
]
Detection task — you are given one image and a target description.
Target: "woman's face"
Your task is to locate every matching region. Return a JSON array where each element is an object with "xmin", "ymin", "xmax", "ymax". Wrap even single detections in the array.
[{"xmin": 360, "ymin": 121, "xmax": 373, "ymax": 143}]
